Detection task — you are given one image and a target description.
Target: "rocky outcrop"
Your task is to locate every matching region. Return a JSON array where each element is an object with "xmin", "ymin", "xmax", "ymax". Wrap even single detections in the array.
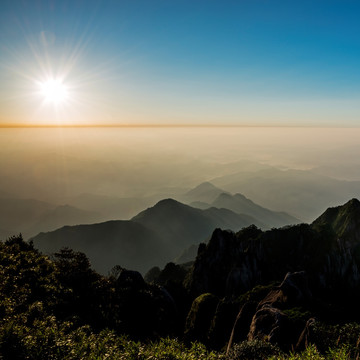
[
  {"xmin": 209, "ymin": 299, "xmax": 254, "ymax": 350},
  {"xmin": 312, "ymin": 198, "xmax": 360, "ymax": 246},
  {"xmin": 186, "ymin": 226, "xmax": 263, "ymax": 297},
  {"xmin": 183, "ymin": 199, "xmax": 360, "ymax": 351},
  {"xmin": 186, "ymin": 200, "xmax": 360, "ymax": 300},
  {"xmin": 296, "ymin": 318, "xmax": 318, "ymax": 351},
  {"xmin": 258, "ymin": 271, "xmax": 312, "ymax": 309},
  {"xmin": 226, "ymin": 301, "xmax": 258, "ymax": 354},
  {"xmin": 248, "ymin": 305, "xmax": 290, "ymax": 346},
  {"xmin": 116, "ymin": 269, "xmax": 146, "ymax": 289},
  {"xmin": 184, "ymin": 293, "xmax": 219, "ymax": 344}
]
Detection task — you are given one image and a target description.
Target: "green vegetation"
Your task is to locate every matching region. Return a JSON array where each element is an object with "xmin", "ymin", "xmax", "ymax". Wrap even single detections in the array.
[
  {"xmin": 1, "ymin": 235, "xmax": 360, "ymax": 359},
  {"xmin": 269, "ymin": 344, "xmax": 352, "ymax": 360},
  {"xmin": 227, "ymin": 340, "xmax": 282, "ymax": 359},
  {"xmin": 0, "ymin": 325, "xmax": 223, "ymax": 360}
]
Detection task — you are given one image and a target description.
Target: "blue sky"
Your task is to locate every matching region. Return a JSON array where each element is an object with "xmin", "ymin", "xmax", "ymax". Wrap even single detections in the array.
[{"xmin": 1, "ymin": 0, "xmax": 360, "ymax": 125}]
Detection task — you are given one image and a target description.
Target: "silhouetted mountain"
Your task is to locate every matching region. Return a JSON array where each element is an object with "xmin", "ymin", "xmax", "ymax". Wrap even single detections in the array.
[
  {"xmin": 0, "ymin": 197, "xmax": 101, "ymax": 239},
  {"xmin": 188, "ymin": 201, "xmax": 211, "ymax": 210},
  {"xmin": 31, "ymin": 220, "xmax": 169, "ymax": 274},
  {"xmin": 132, "ymin": 198, "xmax": 264, "ymax": 255},
  {"xmin": 211, "ymin": 192, "xmax": 300, "ymax": 228},
  {"xmin": 32, "ymin": 198, "xmax": 265, "ymax": 274},
  {"xmin": 186, "ymin": 198, "xmax": 360, "ymax": 298},
  {"xmin": 180, "ymin": 182, "xmax": 228, "ymax": 204},
  {"xmin": 312, "ymin": 198, "xmax": 360, "ymax": 245},
  {"xmin": 211, "ymin": 168, "xmax": 360, "ymax": 221},
  {"xmin": 9, "ymin": 198, "xmax": 360, "ymax": 354},
  {"xmin": 181, "ymin": 199, "xmax": 360, "ymax": 350}
]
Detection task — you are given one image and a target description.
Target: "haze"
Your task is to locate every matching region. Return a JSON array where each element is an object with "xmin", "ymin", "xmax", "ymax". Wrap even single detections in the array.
[
  {"xmin": 1, "ymin": 1, "xmax": 360, "ymax": 251},
  {"xmin": 1, "ymin": 126, "xmax": 360, "ymax": 231}
]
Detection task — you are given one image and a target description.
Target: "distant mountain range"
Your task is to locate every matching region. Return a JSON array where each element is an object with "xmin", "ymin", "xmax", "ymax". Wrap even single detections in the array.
[
  {"xmin": 31, "ymin": 220, "xmax": 168, "ymax": 275},
  {"xmin": 24, "ymin": 181, "xmax": 302, "ymax": 274},
  {"xmin": 184, "ymin": 183, "xmax": 299, "ymax": 228},
  {"xmin": 180, "ymin": 181, "xmax": 229, "ymax": 204},
  {"xmin": 5, "ymin": 160, "xmax": 359, "ymax": 241},
  {"xmin": 133, "ymin": 198, "xmax": 265, "ymax": 249},
  {"xmin": 210, "ymin": 167, "xmax": 360, "ymax": 221},
  {"xmin": 31, "ymin": 198, "xmax": 265, "ymax": 274},
  {"xmin": 0, "ymin": 197, "xmax": 100, "ymax": 239},
  {"xmin": 65, "ymin": 168, "xmax": 360, "ymax": 224},
  {"xmin": 9, "ymin": 171, "xmax": 360, "ymax": 276}
]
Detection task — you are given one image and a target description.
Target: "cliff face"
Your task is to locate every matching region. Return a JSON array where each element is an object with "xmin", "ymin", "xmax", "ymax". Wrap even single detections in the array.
[
  {"xmin": 186, "ymin": 199, "xmax": 360, "ymax": 299},
  {"xmin": 312, "ymin": 198, "xmax": 360, "ymax": 246},
  {"xmin": 182, "ymin": 199, "xmax": 360, "ymax": 351}
]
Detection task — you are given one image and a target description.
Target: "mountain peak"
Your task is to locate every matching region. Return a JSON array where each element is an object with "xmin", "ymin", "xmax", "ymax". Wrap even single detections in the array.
[
  {"xmin": 132, "ymin": 198, "xmax": 192, "ymax": 222},
  {"xmin": 344, "ymin": 198, "xmax": 360, "ymax": 208},
  {"xmin": 185, "ymin": 182, "xmax": 223, "ymax": 196},
  {"xmin": 212, "ymin": 192, "xmax": 300, "ymax": 228},
  {"xmin": 182, "ymin": 182, "xmax": 228, "ymax": 204},
  {"xmin": 216, "ymin": 192, "xmax": 233, "ymax": 200},
  {"xmin": 154, "ymin": 198, "xmax": 185, "ymax": 208},
  {"xmin": 312, "ymin": 198, "xmax": 360, "ymax": 244}
]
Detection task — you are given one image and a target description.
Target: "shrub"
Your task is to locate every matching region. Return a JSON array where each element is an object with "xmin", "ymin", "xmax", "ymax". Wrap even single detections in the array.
[{"xmin": 227, "ymin": 340, "xmax": 283, "ymax": 360}]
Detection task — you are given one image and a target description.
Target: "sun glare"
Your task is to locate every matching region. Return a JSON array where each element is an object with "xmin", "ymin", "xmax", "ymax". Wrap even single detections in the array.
[{"xmin": 39, "ymin": 78, "xmax": 69, "ymax": 105}]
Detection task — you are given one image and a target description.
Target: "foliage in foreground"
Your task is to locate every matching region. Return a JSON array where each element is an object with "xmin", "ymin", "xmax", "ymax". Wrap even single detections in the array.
[
  {"xmin": 1, "ymin": 235, "xmax": 360, "ymax": 360},
  {"xmin": 1, "ymin": 319, "xmax": 358, "ymax": 360},
  {"xmin": 269, "ymin": 344, "xmax": 353, "ymax": 360},
  {"xmin": 0, "ymin": 322, "xmax": 223, "ymax": 360}
]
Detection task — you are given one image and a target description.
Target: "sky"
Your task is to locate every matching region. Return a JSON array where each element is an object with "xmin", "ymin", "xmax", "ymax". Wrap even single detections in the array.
[{"xmin": 1, "ymin": 0, "xmax": 360, "ymax": 126}]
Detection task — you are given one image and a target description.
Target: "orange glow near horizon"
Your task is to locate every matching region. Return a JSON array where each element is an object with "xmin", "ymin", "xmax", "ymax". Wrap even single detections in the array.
[{"xmin": 1, "ymin": 121, "xmax": 360, "ymax": 129}]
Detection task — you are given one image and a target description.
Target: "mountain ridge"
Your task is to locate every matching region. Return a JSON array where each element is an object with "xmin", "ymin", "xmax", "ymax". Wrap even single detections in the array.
[
  {"xmin": 186, "ymin": 198, "xmax": 360, "ymax": 298},
  {"xmin": 31, "ymin": 198, "xmax": 265, "ymax": 274}
]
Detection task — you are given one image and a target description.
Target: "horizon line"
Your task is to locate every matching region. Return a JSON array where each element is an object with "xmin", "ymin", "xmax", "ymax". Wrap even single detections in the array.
[{"xmin": 1, "ymin": 123, "xmax": 359, "ymax": 129}]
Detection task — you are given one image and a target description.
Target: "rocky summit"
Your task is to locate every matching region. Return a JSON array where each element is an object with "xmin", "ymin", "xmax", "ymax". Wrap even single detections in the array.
[
  {"xmin": 186, "ymin": 199, "xmax": 360, "ymax": 298},
  {"xmin": 179, "ymin": 199, "xmax": 360, "ymax": 350}
]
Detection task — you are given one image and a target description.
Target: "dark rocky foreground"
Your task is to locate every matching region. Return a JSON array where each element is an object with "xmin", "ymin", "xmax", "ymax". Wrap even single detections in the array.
[
  {"xmin": 1, "ymin": 199, "xmax": 360, "ymax": 358},
  {"xmin": 150, "ymin": 198, "xmax": 360, "ymax": 350}
]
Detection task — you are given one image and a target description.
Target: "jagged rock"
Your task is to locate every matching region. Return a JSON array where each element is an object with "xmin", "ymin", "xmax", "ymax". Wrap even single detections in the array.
[
  {"xmin": 187, "ymin": 227, "xmax": 262, "ymax": 297},
  {"xmin": 187, "ymin": 200, "xmax": 360, "ymax": 302},
  {"xmin": 248, "ymin": 304, "xmax": 291, "ymax": 347},
  {"xmin": 144, "ymin": 266, "xmax": 161, "ymax": 283},
  {"xmin": 296, "ymin": 317, "xmax": 317, "ymax": 351},
  {"xmin": 184, "ymin": 293, "xmax": 219, "ymax": 344},
  {"xmin": 226, "ymin": 301, "xmax": 258, "ymax": 354},
  {"xmin": 258, "ymin": 271, "xmax": 312, "ymax": 309},
  {"xmin": 116, "ymin": 269, "xmax": 145, "ymax": 289},
  {"xmin": 312, "ymin": 198, "xmax": 360, "ymax": 246},
  {"xmin": 183, "ymin": 199, "xmax": 360, "ymax": 351},
  {"xmin": 208, "ymin": 298, "xmax": 248, "ymax": 350}
]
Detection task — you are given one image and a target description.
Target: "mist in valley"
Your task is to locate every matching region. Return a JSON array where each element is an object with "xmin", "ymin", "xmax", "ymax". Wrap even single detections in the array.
[
  {"xmin": 2, "ymin": 126, "xmax": 360, "ymax": 273},
  {"xmin": 1, "ymin": 127, "xmax": 360, "ymax": 218}
]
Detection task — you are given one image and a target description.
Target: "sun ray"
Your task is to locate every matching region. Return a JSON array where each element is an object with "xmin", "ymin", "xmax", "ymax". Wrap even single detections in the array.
[{"xmin": 39, "ymin": 78, "xmax": 69, "ymax": 105}]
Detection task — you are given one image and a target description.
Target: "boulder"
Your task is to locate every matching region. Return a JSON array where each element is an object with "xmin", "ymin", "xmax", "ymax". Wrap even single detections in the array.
[
  {"xmin": 258, "ymin": 271, "xmax": 312, "ymax": 309},
  {"xmin": 296, "ymin": 317, "xmax": 317, "ymax": 351},
  {"xmin": 248, "ymin": 305, "xmax": 290, "ymax": 347},
  {"xmin": 184, "ymin": 293, "xmax": 219, "ymax": 344},
  {"xmin": 226, "ymin": 301, "xmax": 258, "ymax": 354},
  {"xmin": 116, "ymin": 269, "xmax": 145, "ymax": 289}
]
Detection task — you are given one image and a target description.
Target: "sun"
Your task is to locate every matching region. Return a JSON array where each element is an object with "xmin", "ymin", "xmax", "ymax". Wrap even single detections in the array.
[{"xmin": 39, "ymin": 78, "xmax": 69, "ymax": 105}]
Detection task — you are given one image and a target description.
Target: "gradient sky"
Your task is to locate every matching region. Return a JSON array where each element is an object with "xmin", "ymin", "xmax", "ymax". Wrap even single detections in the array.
[{"xmin": 1, "ymin": 0, "xmax": 360, "ymax": 126}]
